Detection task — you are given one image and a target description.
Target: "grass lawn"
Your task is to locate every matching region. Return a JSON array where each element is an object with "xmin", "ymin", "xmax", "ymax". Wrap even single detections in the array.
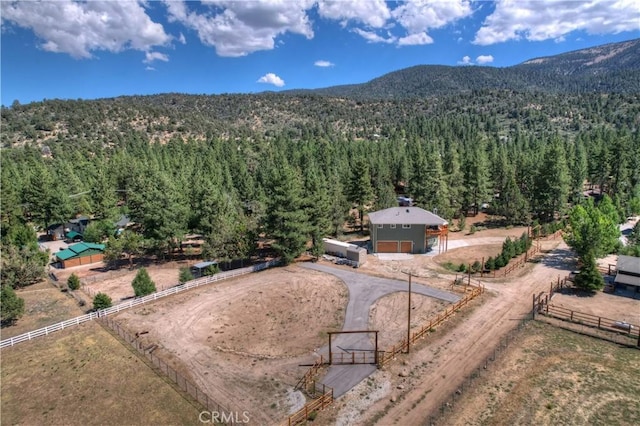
[{"xmin": 1, "ymin": 321, "xmax": 202, "ymax": 426}]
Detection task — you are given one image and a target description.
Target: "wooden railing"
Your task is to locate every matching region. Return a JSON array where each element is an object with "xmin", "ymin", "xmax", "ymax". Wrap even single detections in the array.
[
  {"xmin": 294, "ymin": 355, "xmax": 325, "ymax": 394},
  {"xmin": 377, "ymin": 285, "xmax": 484, "ymax": 367},
  {"xmin": 283, "ymin": 383, "xmax": 333, "ymax": 426}
]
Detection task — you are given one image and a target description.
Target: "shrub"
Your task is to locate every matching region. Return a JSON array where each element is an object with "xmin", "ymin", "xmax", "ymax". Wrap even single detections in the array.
[
  {"xmin": 131, "ymin": 267, "xmax": 156, "ymax": 297},
  {"xmin": 485, "ymin": 257, "xmax": 496, "ymax": 271},
  {"xmin": 93, "ymin": 292, "xmax": 112, "ymax": 310},
  {"xmin": 495, "ymin": 254, "xmax": 507, "ymax": 269},
  {"xmin": 469, "ymin": 225, "xmax": 477, "ymax": 235},
  {"xmin": 179, "ymin": 267, "xmax": 194, "ymax": 283},
  {"xmin": 67, "ymin": 273, "xmax": 81, "ymax": 291},
  {"xmin": 203, "ymin": 264, "xmax": 219, "ymax": 276},
  {"xmin": 458, "ymin": 216, "xmax": 466, "ymax": 232},
  {"xmin": 471, "ymin": 260, "xmax": 482, "ymax": 273},
  {"xmin": 458, "ymin": 263, "xmax": 467, "ymax": 273}
]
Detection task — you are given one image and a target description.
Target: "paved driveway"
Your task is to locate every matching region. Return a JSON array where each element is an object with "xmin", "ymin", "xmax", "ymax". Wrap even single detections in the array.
[{"xmin": 300, "ymin": 263, "xmax": 460, "ymax": 396}]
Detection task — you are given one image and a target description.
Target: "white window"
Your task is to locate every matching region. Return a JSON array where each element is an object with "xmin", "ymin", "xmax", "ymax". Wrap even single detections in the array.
[
  {"xmin": 377, "ymin": 224, "xmax": 383, "ymax": 228},
  {"xmin": 390, "ymin": 224, "xmax": 396, "ymax": 229},
  {"xmin": 402, "ymin": 224, "xmax": 411, "ymax": 229}
]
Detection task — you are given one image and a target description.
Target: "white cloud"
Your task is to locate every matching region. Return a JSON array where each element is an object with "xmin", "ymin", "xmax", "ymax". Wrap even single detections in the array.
[
  {"xmin": 352, "ymin": 28, "xmax": 396, "ymax": 44},
  {"xmin": 145, "ymin": 66, "xmax": 156, "ymax": 71},
  {"xmin": 474, "ymin": 0, "xmax": 640, "ymax": 45},
  {"xmin": 178, "ymin": 33, "xmax": 187, "ymax": 44},
  {"xmin": 398, "ymin": 32, "xmax": 433, "ymax": 46},
  {"xmin": 257, "ymin": 73, "xmax": 285, "ymax": 87},
  {"xmin": 143, "ymin": 51, "xmax": 169, "ymax": 64},
  {"xmin": 392, "ymin": 0, "xmax": 473, "ymax": 34},
  {"xmin": 1, "ymin": 0, "xmax": 170, "ymax": 58},
  {"xmin": 164, "ymin": 0, "xmax": 315, "ymax": 57},
  {"xmin": 316, "ymin": 0, "xmax": 391, "ymax": 28},
  {"xmin": 314, "ymin": 60, "xmax": 335, "ymax": 67},
  {"xmin": 458, "ymin": 55, "xmax": 472, "ymax": 65},
  {"xmin": 476, "ymin": 54, "xmax": 494, "ymax": 64}
]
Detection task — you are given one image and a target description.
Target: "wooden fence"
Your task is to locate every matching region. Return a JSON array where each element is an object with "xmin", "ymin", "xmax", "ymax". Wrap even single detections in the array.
[
  {"xmin": 378, "ymin": 284, "xmax": 484, "ymax": 367},
  {"xmin": 283, "ymin": 382, "xmax": 333, "ymax": 426},
  {"xmin": 1, "ymin": 259, "xmax": 280, "ymax": 348},
  {"xmin": 295, "ymin": 356, "xmax": 326, "ymax": 394},
  {"xmin": 100, "ymin": 317, "xmax": 242, "ymax": 422}
]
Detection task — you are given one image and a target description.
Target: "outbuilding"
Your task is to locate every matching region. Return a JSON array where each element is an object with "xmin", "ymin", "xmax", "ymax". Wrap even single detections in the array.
[
  {"xmin": 368, "ymin": 207, "xmax": 448, "ymax": 254},
  {"xmin": 55, "ymin": 242, "xmax": 105, "ymax": 268},
  {"xmin": 614, "ymin": 255, "xmax": 640, "ymax": 293}
]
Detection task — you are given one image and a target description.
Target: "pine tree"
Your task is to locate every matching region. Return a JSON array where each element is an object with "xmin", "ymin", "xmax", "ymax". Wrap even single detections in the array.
[
  {"xmin": 533, "ymin": 140, "xmax": 569, "ymax": 222},
  {"xmin": 67, "ymin": 273, "xmax": 81, "ymax": 291},
  {"xmin": 264, "ymin": 163, "xmax": 310, "ymax": 264},
  {"xmin": 1, "ymin": 285, "xmax": 25, "ymax": 325},
  {"xmin": 131, "ymin": 267, "xmax": 156, "ymax": 297},
  {"xmin": 93, "ymin": 292, "xmax": 112, "ymax": 310},
  {"xmin": 346, "ymin": 158, "xmax": 374, "ymax": 233},
  {"xmin": 573, "ymin": 252, "xmax": 604, "ymax": 292}
]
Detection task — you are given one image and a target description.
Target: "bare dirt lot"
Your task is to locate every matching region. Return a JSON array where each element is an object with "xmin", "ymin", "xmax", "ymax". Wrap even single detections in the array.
[
  {"xmin": 435, "ymin": 244, "xmax": 503, "ymax": 268},
  {"xmin": 370, "ymin": 292, "xmax": 450, "ymax": 348},
  {"xmin": 550, "ymin": 290, "xmax": 640, "ymax": 325},
  {"xmin": 55, "ymin": 261, "xmax": 188, "ymax": 303},
  {"xmin": 113, "ymin": 266, "xmax": 349, "ymax": 424},
  {"xmin": 1, "ymin": 321, "xmax": 202, "ymax": 426},
  {"xmin": 442, "ymin": 321, "xmax": 640, "ymax": 425}
]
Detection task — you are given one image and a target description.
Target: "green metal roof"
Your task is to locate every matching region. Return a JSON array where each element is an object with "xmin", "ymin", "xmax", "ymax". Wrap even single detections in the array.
[
  {"xmin": 56, "ymin": 242, "xmax": 105, "ymax": 261},
  {"xmin": 65, "ymin": 230, "xmax": 82, "ymax": 239}
]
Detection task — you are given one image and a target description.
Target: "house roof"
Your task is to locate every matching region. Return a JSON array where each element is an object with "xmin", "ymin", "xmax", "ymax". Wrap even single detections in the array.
[
  {"xmin": 617, "ymin": 255, "xmax": 640, "ymax": 275},
  {"xmin": 368, "ymin": 207, "xmax": 448, "ymax": 226},
  {"xmin": 56, "ymin": 242, "xmax": 105, "ymax": 261}
]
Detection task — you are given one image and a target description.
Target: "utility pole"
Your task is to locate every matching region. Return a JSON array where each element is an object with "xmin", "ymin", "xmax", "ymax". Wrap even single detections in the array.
[{"xmin": 407, "ymin": 272, "xmax": 412, "ymax": 354}]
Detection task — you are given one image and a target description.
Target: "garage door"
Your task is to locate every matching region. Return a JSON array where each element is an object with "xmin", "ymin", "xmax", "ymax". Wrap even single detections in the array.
[
  {"xmin": 376, "ymin": 241, "xmax": 398, "ymax": 253},
  {"xmin": 400, "ymin": 241, "xmax": 413, "ymax": 253}
]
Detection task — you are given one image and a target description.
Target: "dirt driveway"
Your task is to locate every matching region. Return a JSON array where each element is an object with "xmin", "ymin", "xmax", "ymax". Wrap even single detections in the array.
[{"xmin": 332, "ymin": 241, "xmax": 584, "ymax": 425}]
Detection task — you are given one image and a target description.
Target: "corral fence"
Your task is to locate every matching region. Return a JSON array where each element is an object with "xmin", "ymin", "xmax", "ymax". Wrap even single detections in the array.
[
  {"xmin": 1, "ymin": 259, "xmax": 280, "ymax": 348},
  {"xmin": 533, "ymin": 278, "xmax": 640, "ymax": 347},
  {"xmin": 377, "ymin": 284, "xmax": 484, "ymax": 367},
  {"xmin": 282, "ymin": 382, "xmax": 333, "ymax": 426},
  {"xmin": 100, "ymin": 317, "xmax": 241, "ymax": 423},
  {"xmin": 456, "ymin": 237, "xmax": 547, "ymax": 281}
]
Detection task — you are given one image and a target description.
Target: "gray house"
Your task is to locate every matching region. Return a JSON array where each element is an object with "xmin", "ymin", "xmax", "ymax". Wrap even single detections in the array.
[{"xmin": 368, "ymin": 207, "xmax": 448, "ymax": 254}]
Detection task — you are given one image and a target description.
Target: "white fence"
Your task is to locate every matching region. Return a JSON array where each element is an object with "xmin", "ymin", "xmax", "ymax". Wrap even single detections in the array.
[{"xmin": 1, "ymin": 259, "xmax": 280, "ymax": 349}]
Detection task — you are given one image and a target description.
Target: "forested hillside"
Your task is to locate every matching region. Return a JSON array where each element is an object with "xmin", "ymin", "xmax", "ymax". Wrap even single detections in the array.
[{"xmin": 1, "ymin": 40, "xmax": 640, "ymax": 286}]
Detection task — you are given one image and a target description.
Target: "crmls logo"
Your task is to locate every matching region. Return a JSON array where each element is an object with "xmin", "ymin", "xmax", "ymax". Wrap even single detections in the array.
[{"xmin": 199, "ymin": 411, "xmax": 251, "ymax": 424}]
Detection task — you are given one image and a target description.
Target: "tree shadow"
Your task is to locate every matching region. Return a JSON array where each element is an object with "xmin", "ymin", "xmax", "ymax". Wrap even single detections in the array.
[{"xmin": 540, "ymin": 247, "xmax": 577, "ymax": 271}]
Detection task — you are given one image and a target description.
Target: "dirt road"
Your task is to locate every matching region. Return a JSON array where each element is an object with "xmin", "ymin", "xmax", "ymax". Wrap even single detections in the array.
[{"xmin": 355, "ymin": 242, "xmax": 574, "ymax": 425}]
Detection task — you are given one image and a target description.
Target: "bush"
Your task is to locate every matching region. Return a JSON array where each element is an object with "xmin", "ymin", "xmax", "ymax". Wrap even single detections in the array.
[
  {"xmin": 203, "ymin": 264, "xmax": 219, "ymax": 276},
  {"xmin": 471, "ymin": 260, "xmax": 482, "ymax": 273},
  {"xmin": 495, "ymin": 254, "xmax": 507, "ymax": 269},
  {"xmin": 457, "ymin": 263, "xmax": 467, "ymax": 273},
  {"xmin": 67, "ymin": 273, "xmax": 81, "ymax": 291},
  {"xmin": 484, "ymin": 256, "xmax": 496, "ymax": 271},
  {"xmin": 131, "ymin": 267, "xmax": 156, "ymax": 297},
  {"xmin": 502, "ymin": 237, "xmax": 515, "ymax": 259},
  {"xmin": 179, "ymin": 267, "xmax": 194, "ymax": 283},
  {"xmin": 469, "ymin": 225, "xmax": 477, "ymax": 235},
  {"xmin": 93, "ymin": 292, "xmax": 112, "ymax": 310}
]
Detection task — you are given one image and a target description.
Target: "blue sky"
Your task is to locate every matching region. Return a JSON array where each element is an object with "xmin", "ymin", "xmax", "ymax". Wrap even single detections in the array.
[{"xmin": 1, "ymin": 0, "xmax": 639, "ymax": 106}]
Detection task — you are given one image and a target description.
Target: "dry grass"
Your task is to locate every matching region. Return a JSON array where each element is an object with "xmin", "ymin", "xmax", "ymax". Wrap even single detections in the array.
[
  {"xmin": 1, "ymin": 321, "xmax": 202, "ymax": 426},
  {"xmin": 1, "ymin": 281, "xmax": 85, "ymax": 339},
  {"xmin": 444, "ymin": 321, "xmax": 640, "ymax": 425}
]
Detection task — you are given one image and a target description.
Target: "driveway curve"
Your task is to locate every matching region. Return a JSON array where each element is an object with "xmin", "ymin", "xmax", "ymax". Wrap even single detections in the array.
[{"xmin": 300, "ymin": 262, "xmax": 460, "ymax": 396}]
